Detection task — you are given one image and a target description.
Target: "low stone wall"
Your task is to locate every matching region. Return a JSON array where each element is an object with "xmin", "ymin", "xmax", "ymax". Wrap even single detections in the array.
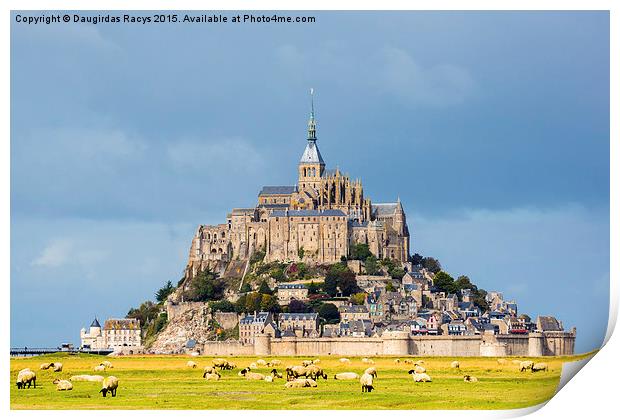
[{"xmin": 201, "ymin": 340, "xmax": 254, "ymax": 356}]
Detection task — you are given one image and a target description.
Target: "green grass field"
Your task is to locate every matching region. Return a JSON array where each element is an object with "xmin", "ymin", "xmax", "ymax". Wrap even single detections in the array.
[{"xmin": 10, "ymin": 352, "xmax": 592, "ymax": 410}]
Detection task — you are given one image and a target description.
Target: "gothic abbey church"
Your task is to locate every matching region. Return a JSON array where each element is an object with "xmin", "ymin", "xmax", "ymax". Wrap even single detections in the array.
[{"xmin": 185, "ymin": 97, "xmax": 410, "ymax": 277}]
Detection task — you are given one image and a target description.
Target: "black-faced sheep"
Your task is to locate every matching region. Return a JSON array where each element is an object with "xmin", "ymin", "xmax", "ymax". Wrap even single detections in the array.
[
  {"xmin": 94, "ymin": 365, "xmax": 106, "ymax": 372},
  {"xmin": 451, "ymin": 361, "xmax": 460, "ymax": 369},
  {"xmin": 305, "ymin": 365, "xmax": 328, "ymax": 381},
  {"xmin": 519, "ymin": 361, "xmax": 534, "ymax": 372},
  {"xmin": 203, "ymin": 372, "xmax": 221, "ymax": 381},
  {"xmin": 16, "ymin": 369, "xmax": 36, "ymax": 389},
  {"xmin": 360, "ymin": 372, "xmax": 374, "ymax": 392},
  {"xmin": 187, "ymin": 361, "xmax": 197, "ymax": 368},
  {"xmin": 100, "ymin": 376, "xmax": 119, "ymax": 397},
  {"xmin": 532, "ymin": 362, "xmax": 548, "ymax": 372},
  {"xmin": 463, "ymin": 375, "xmax": 478, "ymax": 383},
  {"xmin": 286, "ymin": 365, "xmax": 309, "ymax": 381},
  {"xmin": 364, "ymin": 366, "xmax": 378, "ymax": 378},
  {"xmin": 409, "ymin": 370, "xmax": 432, "ymax": 382},
  {"xmin": 54, "ymin": 379, "xmax": 73, "ymax": 391},
  {"xmin": 51, "ymin": 362, "xmax": 63, "ymax": 372},
  {"xmin": 40, "ymin": 363, "xmax": 52, "ymax": 370},
  {"xmin": 203, "ymin": 366, "xmax": 217, "ymax": 376},
  {"xmin": 101, "ymin": 361, "xmax": 113, "ymax": 368}
]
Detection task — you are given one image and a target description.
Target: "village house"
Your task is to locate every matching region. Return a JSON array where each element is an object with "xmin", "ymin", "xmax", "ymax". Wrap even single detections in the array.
[
  {"xmin": 278, "ymin": 312, "xmax": 319, "ymax": 337},
  {"xmin": 80, "ymin": 317, "xmax": 142, "ymax": 351},
  {"xmin": 277, "ymin": 283, "xmax": 309, "ymax": 305},
  {"xmin": 239, "ymin": 311, "xmax": 274, "ymax": 344},
  {"xmin": 339, "ymin": 304, "xmax": 371, "ymax": 322}
]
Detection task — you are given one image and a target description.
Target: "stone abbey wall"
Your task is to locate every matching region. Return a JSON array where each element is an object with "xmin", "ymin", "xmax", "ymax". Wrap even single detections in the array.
[{"xmin": 197, "ymin": 330, "xmax": 576, "ymax": 357}]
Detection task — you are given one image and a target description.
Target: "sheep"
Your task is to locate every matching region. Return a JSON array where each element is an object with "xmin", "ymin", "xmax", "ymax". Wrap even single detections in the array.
[
  {"xmin": 403, "ymin": 359, "xmax": 414, "ymax": 364},
  {"xmin": 364, "ymin": 366, "xmax": 378, "ymax": 378},
  {"xmin": 394, "ymin": 358, "xmax": 401, "ymax": 364},
  {"xmin": 51, "ymin": 362, "xmax": 63, "ymax": 372},
  {"xmin": 532, "ymin": 362, "xmax": 549, "ymax": 372},
  {"xmin": 302, "ymin": 360, "xmax": 313, "ymax": 367},
  {"xmin": 268, "ymin": 359, "xmax": 282, "ymax": 367},
  {"xmin": 305, "ymin": 365, "xmax": 328, "ymax": 381},
  {"xmin": 451, "ymin": 361, "xmax": 460, "ymax": 369},
  {"xmin": 361, "ymin": 357, "xmax": 375, "ymax": 364},
  {"xmin": 286, "ymin": 365, "xmax": 309, "ymax": 381},
  {"xmin": 187, "ymin": 361, "xmax": 197, "ymax": 368},
  {"xmin": 413, "ymin": 365, "xmax": 426, "ymax": 374},
  {"xmin": 100, "ymin": 376, "xmax": 119, "ymax": 397},
  {"xmin": 40, "ymin": 363, "xmax": 52, "ymax": 370},
  {"xmin": 18, "ymin": 368, "xmax": 33, "ymax": 375},
  {"xmin": 204, "ymin": 372, "xmax": 221, "ymax": 381},
  {"xmin": 222, "ymin": 361, "xmax": 236, "ymax": 370},
  {"xmin": 256, "ymin": 359, "xmax": 267, "ymax": 366},
  {"xmin": 519, "ymin": 361, "xmax": 534, "ymax": 372},
  {"xmin": 264, "ymin": 375, "xmax": 274, "ymax": 382},
  {"xmin": 203, "ymin": 366, "xmax": 217, "ymax": 375},
  {"xmin": 415, "ymin": 360, "xmax": 425, "ymax": 365},
  {"xmin": 249, "ymin": 362, "xmax": 258, "ymax": 369},
  {"xmin": 16, "ymin": 369, "xmax": 37, "ymax": 389},
  {"xmin": 463, "ymin": 375, "xmax": 478, "ymax": 383},
  {"xmin": 101, "ymin": 361, "xmax": 113, "ymax": 368},
  {"xmin": 285, "ymin": 378, "xmax": 317, "ymax": 388},
  {"xmin": 53, "ymin": 379, "xmax": 73, "ymax": 391},
  {"xmin": 94, "ymin": 365, "xmax": 106, "ymax": 372},
  {"xmin": 360, "ymin": 372, "xmax": 374, "ymax": 393},
  {"xmin": 339, "ymin": 358, "xmax": 351, "ymax": 364},
  {"xmin": 313, "ymin": 359, "xmax": 321, "ymax": 365},
  {"xmin": 334, "ymin": 372, "xmax": 360, "ymax": 380},
  {"xmin": 264, "ymin": 369, "xmax": 282, "ymax": 382},
  {"xmin": 212, "ymin": 358, "xmax": 233, "ymax": 369},
  {"xmin": 409, "ymin": 370, "xmax": 432, "ymax": 382},
  {"xmin": 243, "ymin": 371, "xmax": 265, "ymax": 381},
  {"xmin": 497, "ymin": 358, "xmax": 507, "ymax": 365},
  {"xmin": 70, "ymin": 375, "xmax": 104, "ymax": 382}
]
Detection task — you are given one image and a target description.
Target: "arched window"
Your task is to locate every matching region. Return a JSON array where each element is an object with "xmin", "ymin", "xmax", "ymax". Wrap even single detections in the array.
[
  {"xmin": 213, "ymin": 233, "xmax": 217, "ymax": 240},
  {"xmin": 211, "ymin": 249, "xmax": 217, "ymax": 253},
  {"xmin": 221, "ymin": 232, "xmax": 225, "ymax": 238},
  {"xmin": 218, "ymin": 248, "xmax": 223, "ymax": 253}
]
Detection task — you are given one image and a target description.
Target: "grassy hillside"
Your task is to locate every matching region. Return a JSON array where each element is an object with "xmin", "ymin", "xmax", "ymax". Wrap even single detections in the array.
[{"xmin": 10, "ymin": 352, "xmax": 592, "ymax": 410}]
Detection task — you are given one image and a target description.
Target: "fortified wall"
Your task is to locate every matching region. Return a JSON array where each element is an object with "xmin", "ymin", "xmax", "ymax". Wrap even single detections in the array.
[{"xmin": 197, "ymin": 330, "xmax": 576, "ymax": 357}]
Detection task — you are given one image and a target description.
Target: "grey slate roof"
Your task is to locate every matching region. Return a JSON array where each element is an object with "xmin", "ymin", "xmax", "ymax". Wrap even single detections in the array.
[
  {"xmin": 279, "ymin": 313, "xmax": 318, "ymax": 321},
  {"xmin": 269, "ymin": 209, "xmax": 346, "ymax": 218},
  {"xmin": 372, "ymin": 203, "xmax": 399, "ymax": 216},
  {"xmin": 279, "ymin": 283, "xmax": 308, "ymax": 290},
  {"xmin": 90, "ymin": 318, "xmax": 101, "ymax": 328},
  {"xmin": 300, "ymin": 140, "xmax": 325, "ymax": 164},
  {"xmin": 259, "ymin": 186, "xmax": 297, "ymax": 195}
]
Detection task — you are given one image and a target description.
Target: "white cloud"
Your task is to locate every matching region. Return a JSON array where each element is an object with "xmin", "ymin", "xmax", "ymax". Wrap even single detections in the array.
[{"xmin": 31, "ymin": 239, "xmax": 73, "ymax": 268}]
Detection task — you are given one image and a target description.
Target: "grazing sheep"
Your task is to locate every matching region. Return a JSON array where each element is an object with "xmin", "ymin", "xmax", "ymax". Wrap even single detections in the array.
[
  {"xmin": 16, "ymin": 369, "xmax": 37, "ymax": 389},
  {"xmin": 249, "ymin": 362, "xmax": 258, "ymax": 369},
  {"xmin": 415, "ymin": 360, "xmax": 425, "ymax": 365},
  {"xmin": 212, "ymin": 358, "xmax": 235, "ymax": 370},
  {"xmin": 268, "ymin": 359, "xmax": 282, "ymax": 367},
  {"xmin": 264, "ymin": 369, "xmax": 282, "ymax": 382},
  {"xmin": 360, "ymin": 372, "xmax": 374, "ymax": 393},
  {"xmin": 100, "ymin": 376, "xmax": 119, "ymax": 397},
  {"xmin": 361, "ymin": 357, "xmax": 375, "ymax": 364},
  {"xmin": 306, "ymin": 365, "xmax": 328, "ymax": 381},
  {"xmin": 394, "ymin": 358, "xmax": 401, "ymax": 364},
  {"xmin": 40, "ymin": 363, "xmax": 52, "ymax": 370},
  {"xmin": 302, "ymin": 360, "xmax": 313, "ymax": 367},
  {"xmin": 222, "ymin": 361, "xmax": 236, "ymax": 370},
  {"xmin": 101, "ymin": 361, "xmax": 113, "ymax": 368},
  {"xmin": 51, "ymin": 362, "xmax": 63, "ymax": 372},
  {"xmin": 204, "ymin": 372, "xmax": 221, "ymax": 381},
  {"xmin": 451, "ymin": 361, "xmax": 460, "ymax": 369},
  {"xmin": 264, "ymin": 375, "xmax": 274, "ymax": 382},
  {"xmin": 285, "ymin": 378, "xmax": 317, "ymax": 388},
  {"xmin": 403, "ymin": 359, "xmax": 414, "ymax": 365},
  {"xmin": 70, "ymin": 375, "xmax": 104, "ymax": 382},
  {"xmin": 339, "ymin": 358, "xmax": 351, "ymax": 364},
  {"xmin": 94, "ymin": 365, "xmax": 106, "ymax": 372},
  {"xmin": 313, "ymin": 359, "xmax": 321, "ymax": 365},
  {"xmin": 532, "ymin": 362, "xmax": 548, "ymax": 372},
  {"xmin": 364, "ymin": 367, "xmax": 378, "ymax": 378},
  {"xmin": 187, "ymin": 361, "xmax": 197, "ymax": 368},
  {"xmin": 334, "ymin": 372, "xmax": 360, "ymax": 380},
  {"xmin": 18, "ymin": 368, "xmax": 33, "ymax": 375},
  {"xmin": 243, "ymin": 371, "xmax": 265, "ymax": 381},
  {"xmin": 256, "ymin": 359, "xmax": 267, "ymax": 366},
  {"xmin": 497, "ymin": 358, "xmax": 507, "ymax": 365},
  {"xmin": 53, "ymin": 379, "xmax": 73, "ymax": 391},
  {"xmin": 520, "ymin": 361, "xmax": 534, "ymax": 372},
  {"xmin": 409, "ymin": 370, "xmax": 432, "ymax": 382},
  {"xmin": 203, "ymin": 366, "xmax": 217, "ymax": 375},
  {"xmin": 414, "ymin": 365, "xmax": 426, "ymax": 374},
  {"xmin": 463, "ymin": 375, "xmax": 478, "ymax": 383},
  {"xmin": 286, "ymin": 365, "xmax": 309, "ymax": 381}
]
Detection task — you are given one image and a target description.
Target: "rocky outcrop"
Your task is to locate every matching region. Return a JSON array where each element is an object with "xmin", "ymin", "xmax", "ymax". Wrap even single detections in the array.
[{"xmin": 149, "ymin": 302, "xmax": 216, "ymax": 354}]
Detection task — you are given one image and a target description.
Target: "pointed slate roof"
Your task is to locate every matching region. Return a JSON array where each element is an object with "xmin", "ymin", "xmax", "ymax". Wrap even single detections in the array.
[
  {"xmin": 300, "ymin": 140, "xmax": 325, "ymax": 164},
  {"xmin": 90, "ymin": 318, "xmax": 101, "ymax": 328}
]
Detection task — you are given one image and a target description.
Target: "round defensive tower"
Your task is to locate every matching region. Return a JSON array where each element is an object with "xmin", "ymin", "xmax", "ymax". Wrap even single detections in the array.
[
  {"xmin": 382, "ymin": 330, "xmax": 410, "ymax": 355},
  {"xmin": 254, "ymin": 333, "xmax": 272, "ymax": 356}
]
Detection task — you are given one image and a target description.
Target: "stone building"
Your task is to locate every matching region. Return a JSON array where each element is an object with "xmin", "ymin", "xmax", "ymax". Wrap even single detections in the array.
[
  {"xmin": 239, "ymin": 312, "xmax": 274, "ymax": 344},
  {"xmin": 184, "ymin": 94, "xmax": 410, "ymax": 278},
  {"xmin": 80, "ymin": 317, "xmax": 142, "ymax": 351},
  {"xmin": 277, "ymin": 283, "xmax": 309, "ymax": 305},
  {"xmin": 339, "ymin": 304, "xmax": 371, "ymax": 323},
  {"xmin": 278, "ymin": 313, "xmax": 319, "ymax": 337}
]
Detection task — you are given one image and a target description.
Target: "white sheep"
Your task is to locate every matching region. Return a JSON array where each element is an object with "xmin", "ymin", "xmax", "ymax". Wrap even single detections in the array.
[
  {"xmin": 284, "ymin": 378, "xmax": 317, "ymax": 388},
  {"xmin": 415, "ymin": 360, "xmax": 425, "ymax": 365},
  {"xmin": 203, "ymin": 366, "xmax": 217, "ymax": 375},
  {"xmin": 394, "ymin": 358, "xmax": 401, "ymax": 364},
  {"xmin": 414, "ymin": 365, "xmax": 426, "ymax": 374},
  {"xmin": 360, "ymin": 372, "xmax": 374, "ymax": 392},
  {"xmin": 361, "ymin": 357, "xmax": 375, "ymax": 364},
  {"xmin": 409, "ymin": 370, "xmax": 432, "ymax": 382},
  {"xmin": 463, "ymin": 375, "xmax": 478, "ymax": 382},
  {"xmin": 532, "ymin": 362, "xmax": 548, "ymax": 372},
  {"xmin": 39, "ymin": 363, "xmax": 52, "ymax": 370},
  {"xmin": 239, "ymin": 368, "xmax": 265, "ymax": 380},
  {"xmin": 101, "ymin": 361, "xmax": 113, "ymax": 368},
  {"xmin": 249, "ymin": 362, "xmax": 258, "ymax": 369},
  {"xmin": 187, "ymin": 361, "xmax": 197, "ymax": 368},
  {"xmin": 51, "ymin": 362, "xmax": 63, "ymax": 372},
  {"xmin": 497, "ymin": 358, "xmax": 507, "ymax": 365},
  {"xmin": 94, "ymin": 365, "xmax": 106, "ymax": 372},
  {"xmin": 334, "ymin": 372, "xmax": 360, "ymax": 380},
  {"xmin": 256, "ymin": 359, "xmax": 267, "ymax": 366},
  {"xmin": 339, "ymin": 358, "xmax": 351, "ymax": 364},
  {"xmin": 520, "ymin": 361, "xmax": 534, "ymax": 372},
  {"xmin": 364, "ymin": 366, "xmax": 378, "ymax": 378},
  {"xmin": 100, "ymin": 376, "xmax": 119, "ymax": 397},
  {"xmin": 264, "ymin": 369, "xmax": 282, "ymax": 382},
  {"xmin": 312, "ymin": 359, "xmax": 321, "ymax": 365},
  {"xmin": 204, "ymin": 373, "xmax": 221, "ymax": 381},
  {"xmin": 70, "ymin": 375, "xmax": 104, "ymax": 382},
  {"xmin": 302, "ymin": 360, "xmax": 313, "ymax": 367},
  {"xmin": 268, "ymin": 359, "xmax": 282, "ymax": 366},
  {"xmin": 16, "ymin": 369, "xmax": 37, "ymax": 389},
  {"xmin": 54, "ymin": 379, "xmax": 73, "ymax": 391},
  {"xmin": 451, "ymin": 361, "xmax": 460, "ymax": 369}
]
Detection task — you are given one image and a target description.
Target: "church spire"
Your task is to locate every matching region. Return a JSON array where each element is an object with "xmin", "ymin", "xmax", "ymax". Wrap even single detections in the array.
[{"xmin": 307, "ymin": 88, "xmax": 317, "ymax": 141}]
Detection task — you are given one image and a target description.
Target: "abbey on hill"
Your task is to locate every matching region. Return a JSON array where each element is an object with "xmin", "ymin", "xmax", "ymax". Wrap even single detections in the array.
[{"xmin": 185, "ymin": 95, "xmax": 410, "ymax": 278}]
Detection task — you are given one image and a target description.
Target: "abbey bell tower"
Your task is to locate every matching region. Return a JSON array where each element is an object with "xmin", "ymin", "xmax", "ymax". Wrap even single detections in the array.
[{"xmin": 298, "ymin": 89, "xmax": 325, "ymax": 191}]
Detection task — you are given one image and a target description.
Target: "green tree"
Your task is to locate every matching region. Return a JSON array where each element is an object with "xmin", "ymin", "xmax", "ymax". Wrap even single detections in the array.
[
  {"xmin": 350, "ymin": 243, "xmax": 373, "ymax": 261},
  {"xmin": 308, "ymin": 281, "xmax": 319, "ymax": 294},
  {"xmin": 127, "ymin": 301, "xmax": 160, "ymax": 327},
  {"xmin": 288, "ymin": 299, "xmax": 311, "ymax": 313},
  {"xmin": 234, "ymin": 295, "xmax": 247, "ymax": 313},
  {"xmin": 258, "ymin": 280, "xmax": 273, "ymax": 295},
  {"xmin": 210, "ymin": 300, "xmax": 235, "ymax": 312},
  {"xmin": 250, "ymin": 250, "xmax": 266, "ymax": 265},
  {"xmin": 240, "ymin": 283, "xmax": 252, "ymax": 293},
  {"xmin": 454, "ymin": 275, "xmax": 474, "ymax": 293},
  {"xmin": 410, "ymin": 253, "xmax": 424, "ymax": 265},
  {"xmin": 155, "ymin": 280, "xmax": 175, "ymax": 303},
  {"xmin": 186, "ymin": 268, "xmax": 225, "ymax": 302},
  {"xmin": 245, "ymin": 292, "xmax": 262, "ymax": 313},
  {"xmin": 260, "ymin": 294, "xmax": 280, "ymax": 312},
  {"xmin": 388, "ymin": 265, "xmax": 406, "ymax": 280},
  {"xmin": 422, "ymin": 257, "xmax": 442, "ymax": 273},
  {"xmin": 349, "ymin": 292, "xmax": 367, "ymax": 305},
  {"xmin": 433, "ymin": 271, "xmax": 456, "ymax": 293},
  {"xmin": 270, "ymin": 267, "xmax": 286, "ymax": 282},
  {"xmin": 298, "ymin": 247, "xmax": 305, "ymax": 260},
  {"xmin": 318, "ymin": 303, "xmax": 340, "ymax": 324},
  {"xmin": 386, "ymin": 281, "xmax": 396, "ymax": 292},
  {"xmin": 365, "ymin": 255, "xmax": 380, "ymax": 275}
]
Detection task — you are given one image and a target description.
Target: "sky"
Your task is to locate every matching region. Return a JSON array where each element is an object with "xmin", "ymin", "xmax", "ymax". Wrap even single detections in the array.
[{"xmin": 10, "ymin": 11, "xmax": 609, "ymax": 353}]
